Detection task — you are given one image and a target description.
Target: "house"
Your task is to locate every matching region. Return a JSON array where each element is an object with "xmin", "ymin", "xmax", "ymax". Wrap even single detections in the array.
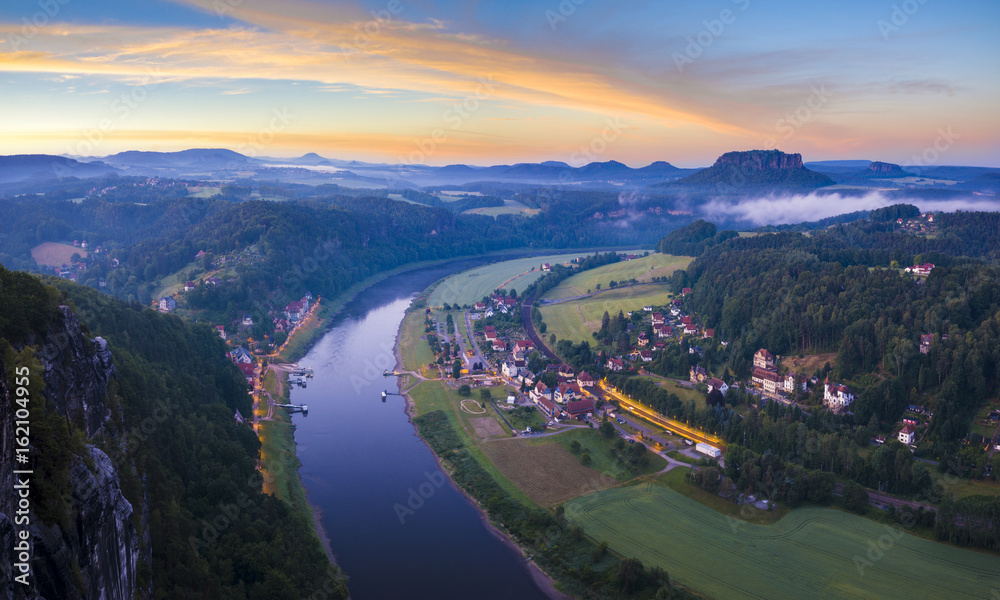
[
  {"xmin": 703, "ymin": 328, "xmax": 715, "ymax": 339},
  {"xmin": 902, "ymin": 417, "xmax": 917, "ymax": 427},
  {"xmin": 196, "ymin": 250, "xmax": 207, "ymax": 259},
  {"xmin": 484, "ymin": 326, "xmax": 497, "ymax": 341},
  {"xmin": 683, "ymin": 323, "xmax": 698, "ymax": 335},
  {"xmin": 184, "ymin": 281, "xmax": 196, "ymax": 291},
  {"xmin": 905, "ymin": 263, "xmax": 935, "ymax": 276},
  {"xmin": 558, "ymin": 364, "xmax": 575, "ymax": 379},
  {"xmin": 651, "ymin": 312, "xmax": 665, "ymax": 325},
  {"xmin": 752, "ymin": 367, "xmax": 781, "ymax": 394},
  {"xmin": 215, "ymin": 325, "xmax": 227, "ymax": 340},
  {"xmin": 542, "ymin": 263, "xmax": 552, "ymax": 271},
  {"xmin": 824, "ymin": 381, "xmax": 855, "ymax": 408},
  {"xmin": 537, "ymin": 396, "xmax": 561, "ymax": 419},
  {"xmin": 898, "ymin": 424, "xmax": 916, "ymax": 445},
  {"xmin": 565, "ymin": 398, "xmax": 595, "ymax": 417},
  {"xmin": 783, "ymin": 373, "xmax": 805, "ymax": 393},
  {"xmin": 919, "ymin": 334, "xmax": 934, "ymax": 354},
  {"xmin": 474, "ymin": 302, "xmax": 486, "ymax": 311},
  {"xmin": 707, "ymin": 378, "xmax": 728, "ymax": 394},
  {"xmin": 554, "ymin": 384, "xmax": 578, "ymax": 403},
  {"xmin": 513, "ymin": 340, "xmax": 534, "ymax": 354},
  {"xmin": 654, "ymin": 340, "xmax": 666, "ymax": 349},
  {"xmin": 230, "ymin": 346, "xmax": 253, "ymax": 364},
  {"xmin": 637, "ymin": 332, "xmax": 649, "ymax": 346},
  {"xmin": 640, "ymin": 350, "xmax": 653, "ymax": 362},
  {"xmin": 158, "ymin": 297, "xmax": 176, "ymax": 312},
  {"xmin": 234, "ymin": 409, "xmax": 246, "ymax": 424},
  {"xmin": 237, "ymin": 362, "xmax": 255, "ymax": 384},
  {"xmin": 753, "ymin": 348, "xmax": 775, "ymax": 370},
  {"xmin": 607, "ymin": 358, "xmax": 625, "ymax": 371},
  {"xmin": 643, "ymin": 305, "xmax": 653, "ymax": 312},
  {"xmin": 502, "ymin": 361, "xmax": 519, "ymax": 378},
  {"xmin": 285, "ymin": 300, "xmax": 307, "ymax": 323},
  {"xmin": 242, "ymin": 314, "xmax": 254, "ymax": 327},
  {"xmin": 577, "ymin": 371, "xmax": 595, "ymax": 388},
  {"xmin": 689, "ymin": 365, "xmax": 708, "ymax": 383},
  {"xmin": 206, "ymin": 276, "xmax": 221, "ymax": 286},
  {"xmin": 492, "ymin": 340, "xmax": 507, "ymax": 352},
  {"xmin": 681, "ymin": 316, "xmax": 693, "ymax": 325},
  {"xmin": 681, "ymin": 287, "xmax": 692, "ymax": 295},
  {"xmin": 503, "ymin": 297, "xmax": 518, "ymax": 308}
]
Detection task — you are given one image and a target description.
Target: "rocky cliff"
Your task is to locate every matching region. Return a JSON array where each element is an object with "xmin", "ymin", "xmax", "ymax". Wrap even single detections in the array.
[
  {"xmin": 667, "ymin": 149, "xmax": 834, "ymax": 191},
  {"xmin": 866, "ymin": 161, "xmax": 911, "ymax": 178},
  {"xmin": 1, "ymin": 306, "xmax": 143, "ymax": 600}
]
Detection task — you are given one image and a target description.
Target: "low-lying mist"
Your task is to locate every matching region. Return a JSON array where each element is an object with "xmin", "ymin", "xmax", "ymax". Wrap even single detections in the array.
[{"xmin": 701, "ymin": 192, "xmax": 1000, "ymax": 226}]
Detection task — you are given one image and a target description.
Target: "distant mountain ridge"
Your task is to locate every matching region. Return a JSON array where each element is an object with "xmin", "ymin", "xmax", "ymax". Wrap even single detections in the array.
[{"xmin": 0, "ymin": 155, "xmax": 120, "ymax": 183}]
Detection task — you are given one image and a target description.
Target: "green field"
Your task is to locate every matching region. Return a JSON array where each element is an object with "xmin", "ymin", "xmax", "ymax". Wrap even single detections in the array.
[
  {"xmin": 543, "ymin": 253, "xmax": 692, "ymax": 300},
  {"xmin": 399, "ymin": 309, "xmax": 435, "ymax": 374},
  {"xmin": 426, "ymin": 252, "xmax": 586, "ymax": 307},
  {"xmin": 538, "ymin": 284, "xmax": 674, "ymax": 345},
  {"xmin": 539, "ymin": 427, "xmax": 667, "ymax": 480},
  {"xmin": 565, "ymin": 477, "xmax": 1000, "ymax": 600}
]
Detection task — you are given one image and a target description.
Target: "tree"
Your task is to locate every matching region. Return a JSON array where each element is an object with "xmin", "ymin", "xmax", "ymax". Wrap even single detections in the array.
[
  {"xmin": 599, "ymin": 421, "xmax": 615, "ymax": 438},
  {"xmin": 570, "ymin": 440, "xmax": 582, "ymax": 453},
  {"xmin": 843, "ymin": 481, "xmax": 869, "ymax": 513},
  {"xmin": 452, "ymin": 359, "xmax": 462, "ymax": 379},
  {"xmin": 458, "ymin": 384, "xmax": 471, "ymax": 396},
  {"xmin": 706, "ymin": 388, "xmax": 725, "ymax": 407},
  {"xmin": 618, "ymin": 557, "xmax": 644, "ymax": 594},
  {"xmin": 479, "ymin": 388, "xmax": 492, "ymax": 401},
  {"xmin": 581, "ymin": 452, "xmax": 592, "ymax": 466}
]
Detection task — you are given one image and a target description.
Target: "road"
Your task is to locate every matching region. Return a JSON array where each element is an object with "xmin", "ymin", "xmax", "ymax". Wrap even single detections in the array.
[
  {"xmin": 464, "ymin": 310, "xmax": 489, "ymax": 369},
  {"xmin": 600, "ymin": 382, "xmax": 726, "ymax": 449}
]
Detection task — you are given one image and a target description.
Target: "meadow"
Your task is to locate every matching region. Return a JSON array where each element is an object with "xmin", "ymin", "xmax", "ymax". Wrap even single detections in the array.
[
  {"xmin": 542, "ymin": 253, "xmax": 691, "ymax": 300},
  {"xmin": 538, "ymin": 284, "xmax": 674, "ymax": 345},
  {"xmin": 30, "ymin": 242, "xmax": 87, "ymax": 267},
  {"xmin": 426, "ymin": 252, "xmax": 586, "ymax": 307},
  {"xmin": 565, "ymin": 474, "xmax": 1000, "ymax": 600}
]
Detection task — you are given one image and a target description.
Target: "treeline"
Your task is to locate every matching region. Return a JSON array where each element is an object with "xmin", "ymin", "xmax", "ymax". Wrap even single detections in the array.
[
  {"xmin": 655, "ymin": 219, "xmax": 738, "ymax": 256},
  {"xmin": 676, "ymin": 231, "xmax": 1000, "ymax": 452}
]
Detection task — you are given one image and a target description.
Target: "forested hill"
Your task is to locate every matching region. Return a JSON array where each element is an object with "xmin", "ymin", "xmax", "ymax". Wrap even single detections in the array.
[
  {"xmin": 0, "ymin": 265, "xmax": 348, "ymax": 599},
  {"xmin": 667, "ymin": 213, "xmax": 1000, "ymax": 459}
]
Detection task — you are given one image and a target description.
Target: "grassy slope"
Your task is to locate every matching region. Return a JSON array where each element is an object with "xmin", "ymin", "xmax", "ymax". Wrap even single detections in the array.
[
  {"xmin": 565, "ymin": 473, "xmax": 1000, "ymax": 600},
  {"xmin": 426, "ymin": 252, "xmax": 585, "ymax": 307},
  {"xmin": 534, "ymin": 427, "xmax": 667, "ymax": 480},
  {"xmin": 544, "ymin": 254, "xmax": 692, "ymax": 300},
  {"xmin": 539, "ymin": 285, "xmax": 675, "ymax": 346}
]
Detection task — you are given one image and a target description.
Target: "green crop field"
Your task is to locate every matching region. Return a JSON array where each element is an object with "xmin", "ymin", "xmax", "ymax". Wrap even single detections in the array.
[
  {"xmin": 565, "ymin": 478, "xmax": 1000, "ymax": 600},
  {"xmin": 542, "ymin": 253, "xmax": 691, "ymax": 300},
  {"xmin": 538, "ymin": 284, "xmax": 674, "ymax": 345},
  {"xmin": 426, "ymin": 252, "xmax": 585, "ymax": 307}
]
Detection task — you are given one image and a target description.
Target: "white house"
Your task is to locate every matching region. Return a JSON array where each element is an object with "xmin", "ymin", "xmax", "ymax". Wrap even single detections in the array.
[
  {"xmin": 158, "ymin": 297, "xmax": 176, "ymax": 312},
  {"xmin": 824, "ymin": 382, "xmax": 855, "ymax": 408},
  {"xmin": 898, "ymin": 424, "xmax": 916, "ymax": 445}
]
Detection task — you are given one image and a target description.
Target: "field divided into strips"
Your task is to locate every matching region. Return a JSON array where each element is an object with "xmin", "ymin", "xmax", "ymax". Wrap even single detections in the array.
[
  {"xmin": 565, "ymin": 479, "xmax": 1000, "ymax": 600},
  {"xmin": 426, "ymin": 252, "xmax": 586, "ymax": 307},
  {"xmin": 539, "ymin": 285, "xmax": 674, "ymax": 346},
  {"xmin": 543, "ymin": 253, "xmax": 691, "ymax": 300}
]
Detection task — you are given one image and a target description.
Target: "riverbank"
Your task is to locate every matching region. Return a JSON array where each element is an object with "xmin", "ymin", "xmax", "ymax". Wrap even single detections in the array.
[{"xmin": 393, "ymin": 303, "xmax": 576, "ymax": 600}]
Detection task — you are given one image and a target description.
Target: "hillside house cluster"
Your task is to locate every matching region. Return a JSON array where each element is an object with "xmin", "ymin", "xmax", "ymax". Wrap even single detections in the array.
[{"xmin": 749, "ymin": 348, "xmax": 804, "ymax": 398}]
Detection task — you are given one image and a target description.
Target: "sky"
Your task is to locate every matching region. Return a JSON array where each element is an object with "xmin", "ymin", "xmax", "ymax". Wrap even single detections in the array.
[{"xmin": 0, "ymin": 0, "xmax": 997, "ymax": 167}]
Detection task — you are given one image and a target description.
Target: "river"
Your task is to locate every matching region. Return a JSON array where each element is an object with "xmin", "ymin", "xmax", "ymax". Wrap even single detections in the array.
[{"xmin": 288, "ymin": 261, "xmax": 551, "ymax": 600}]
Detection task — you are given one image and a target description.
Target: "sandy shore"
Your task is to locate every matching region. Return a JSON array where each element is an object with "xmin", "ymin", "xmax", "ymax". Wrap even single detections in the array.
[{"xmin": 393, "ymin": 315, "xmax": 575, "ymax": 600}]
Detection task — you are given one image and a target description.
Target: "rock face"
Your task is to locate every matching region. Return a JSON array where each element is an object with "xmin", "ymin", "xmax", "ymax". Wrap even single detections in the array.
[
  {"xmin": 714, "ymin": 149, "xmax": 805, "ymax": 171},
  {"xmin": 0, "ymin": 309, "xmax": 141, "ymax": 600},
  {"xmin": 670, "ymin": 149, "xmax": 834, "ymax": 191}
]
